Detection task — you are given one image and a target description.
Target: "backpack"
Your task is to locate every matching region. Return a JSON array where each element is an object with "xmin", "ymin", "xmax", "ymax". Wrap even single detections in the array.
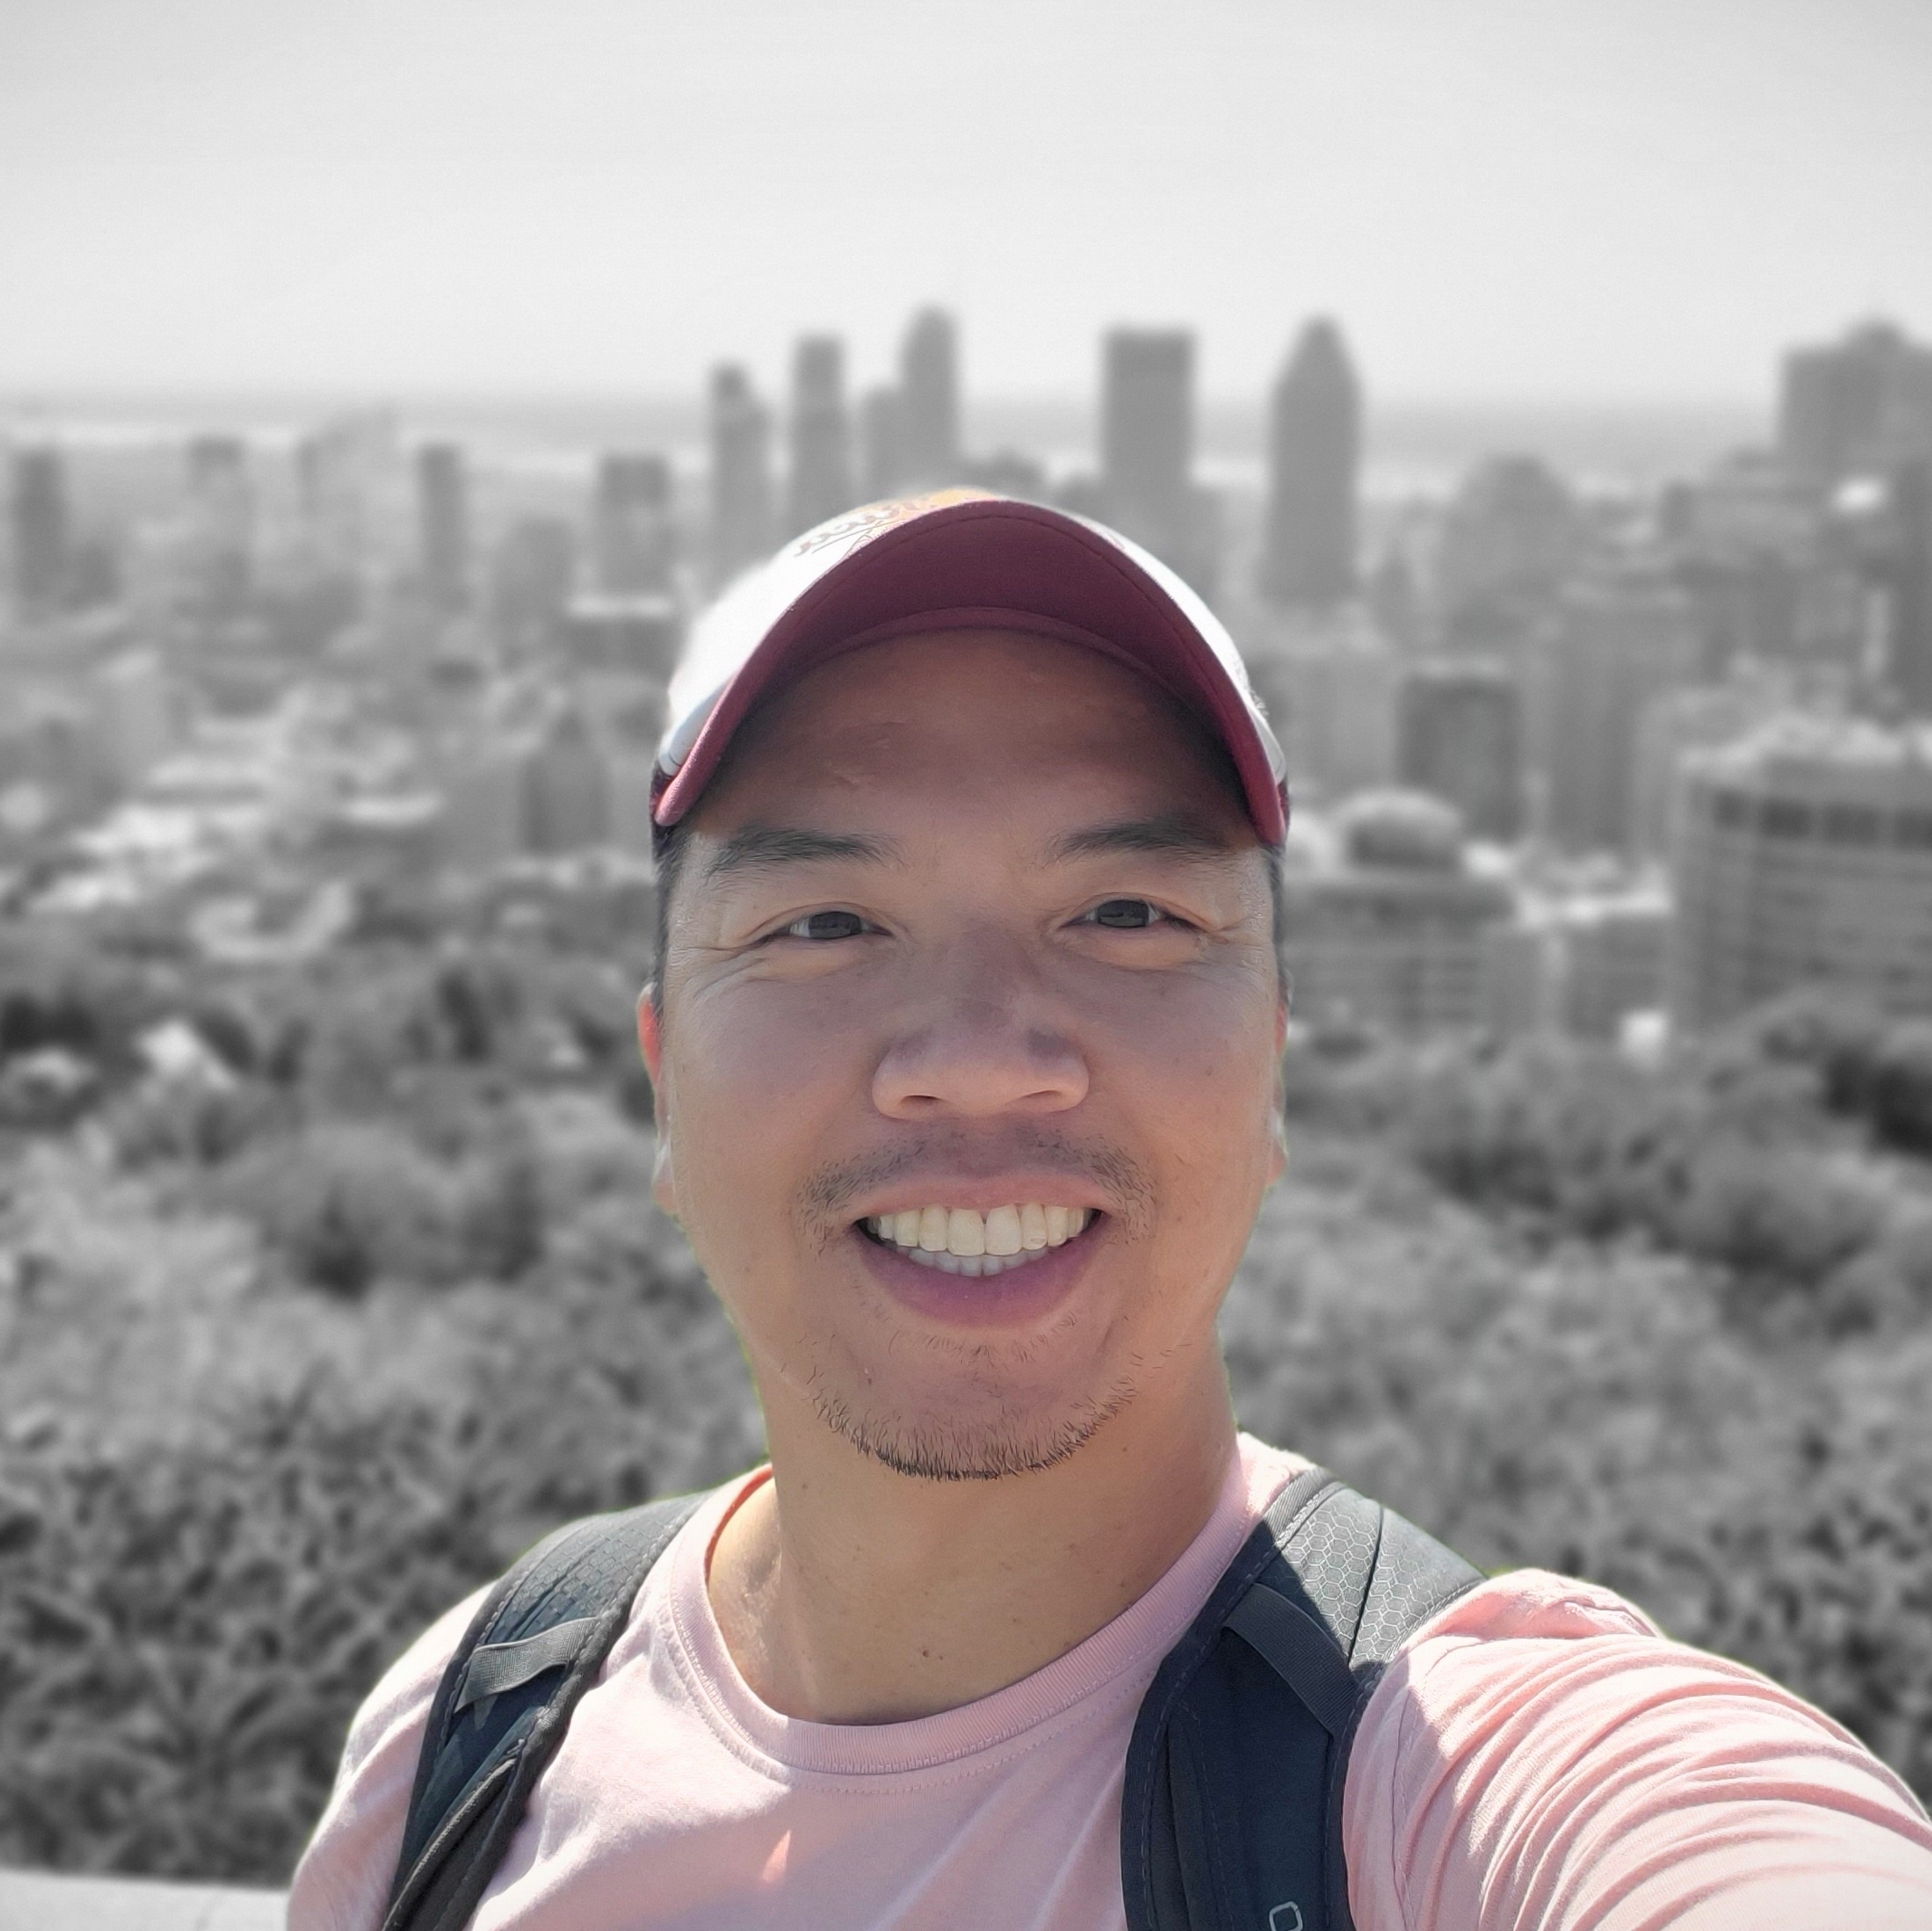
[{"xmin": 379, "ymin": 1463, "xmax": 1480, "ymax": 1931}]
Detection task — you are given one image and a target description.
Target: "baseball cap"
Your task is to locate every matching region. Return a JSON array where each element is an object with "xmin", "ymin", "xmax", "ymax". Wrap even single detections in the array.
[{"xmin": 651, "ymin": 490, "xmax": 1290, "ymax": 843}]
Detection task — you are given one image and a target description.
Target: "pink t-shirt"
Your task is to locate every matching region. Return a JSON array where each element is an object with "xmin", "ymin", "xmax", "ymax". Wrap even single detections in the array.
[{"xmin": 290, "ymin": 1437, "xmax": 1932, "ymax": 1930}]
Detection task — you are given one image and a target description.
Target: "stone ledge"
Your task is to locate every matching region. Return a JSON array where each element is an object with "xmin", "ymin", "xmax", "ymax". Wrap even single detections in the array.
[{"xmin": 0, "ymin": 1867, "xmax": 286, "ymax": 1929}]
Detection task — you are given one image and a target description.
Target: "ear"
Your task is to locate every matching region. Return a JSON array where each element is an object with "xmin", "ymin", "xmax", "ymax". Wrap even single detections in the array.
[{"xmin": 636, "ymin": 987, "xmax": 680, "ymax": 1220}]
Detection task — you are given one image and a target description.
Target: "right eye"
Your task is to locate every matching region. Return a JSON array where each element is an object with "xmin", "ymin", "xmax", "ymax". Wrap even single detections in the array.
[{"xmin": 772, "ymin": 908, "xmax": 874, "ymax": 942}]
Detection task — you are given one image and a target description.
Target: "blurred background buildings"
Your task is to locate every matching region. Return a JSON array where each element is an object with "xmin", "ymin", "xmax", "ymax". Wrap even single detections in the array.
[{"xmin": 6, "ymin": 306, "xmax": 1932, "ymax": 1057}]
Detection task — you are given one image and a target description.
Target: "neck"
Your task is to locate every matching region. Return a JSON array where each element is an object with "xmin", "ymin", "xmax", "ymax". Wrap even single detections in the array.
[{"xmin": 707, "ymin": 1345, "xmax": 1239, "ymax": 1724}]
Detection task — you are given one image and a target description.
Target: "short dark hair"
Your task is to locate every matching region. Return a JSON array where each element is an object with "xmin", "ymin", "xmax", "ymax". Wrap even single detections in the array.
[{"xmin": 647, "ymin": 816, "xmax": 1288, "ymax": 1027}]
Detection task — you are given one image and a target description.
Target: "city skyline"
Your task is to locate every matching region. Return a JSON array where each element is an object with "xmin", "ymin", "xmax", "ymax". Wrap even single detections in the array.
[{"xmin": 2, "ymin": 0, "xmax": 1927, "ymax": 403}]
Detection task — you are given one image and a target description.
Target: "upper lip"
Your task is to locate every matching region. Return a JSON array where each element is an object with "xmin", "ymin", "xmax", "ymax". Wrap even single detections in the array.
[{"xmin": 851, "ymin": 1176, "xmax": 1109, "ymax": 1220}]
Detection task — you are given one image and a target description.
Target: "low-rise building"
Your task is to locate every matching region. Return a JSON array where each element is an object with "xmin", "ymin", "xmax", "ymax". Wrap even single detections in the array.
[
  {"xmin": 1280, "ymin": 791, "xmax": 1516, "ymax": 1036},
  {"xmin": 1670, "ymin": 714, "xmax": 1932, "ymax": 1029}
]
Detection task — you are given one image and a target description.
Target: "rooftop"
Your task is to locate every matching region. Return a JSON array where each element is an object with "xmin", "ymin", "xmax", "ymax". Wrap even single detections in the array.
[{"xmin": 1693, "ymin": 711, "xmax": 1932, "ymax": 780}]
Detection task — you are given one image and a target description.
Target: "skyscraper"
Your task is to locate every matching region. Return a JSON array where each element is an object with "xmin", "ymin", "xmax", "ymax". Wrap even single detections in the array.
[
  {"xmin": 709, "ymin": 365, "xmax": 773, "ymax": 586},
  {"xmin": 786, "ymin": 336, "xmax": 854, "ymax": 537},
  {"xmin": 1778, "ymin": 320, "xmax": 1932, "ymax": 489},
  {"xmin": 416, "ymin": 442, "xmax": 471, "ymax": 614},
  {"xmin": 1889, "ymin": 459, "xmax": 1932, "ymax": 713},
  {"xmin": 591, "ymin": 452, "xmax": 675, "ymax": 595},
  {"xmin": 294, "ymin": 413, "xmax": 394, "ymax": 580},
  {"xmin": 898, "ymin": 308, "xmax": 960, "ymax": 486},
  {"xmin": 1260, "ymin": 319, "xmax": 1361, "ymax": 609},
  {"xmin": 9, "ymin": 447, "xmax": 70, "ymax": 617},
  {"xmin": 1397, "ymin": 660, "xmax": 1522, "ymax": 842},
  {"xmin": 1099, "ymin": 328, "xmax": 1207, "ymax": 586},
  {"xmin": 184, "ymin": 434, "xmax": 254, "ymax": 615},
  {"xmin": 1540, "ymin": 566, "xmax": 1702, "ymax": 853}
]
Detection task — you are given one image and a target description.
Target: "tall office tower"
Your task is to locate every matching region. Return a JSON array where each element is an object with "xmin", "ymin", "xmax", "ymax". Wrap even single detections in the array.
[
  {"xmin": 1280, "ymin": 790, "xmax": 1516, "ymax": 1037},
  {"xmin": 416, "ymin": 442, "xmax": 471, "ymax": 614},
  {"xmin": 1541, "ymin": 567, "xmax": 1703, "ymax": 854},
  {"xmin": 591, "ymin": 452, "xmax": 676, "ymax": 595},
  {"xmin": 1779, "ymin": 320, "xmax": 1932, "ymax": 489},
  {"xmin": 786, "ymin": 335, "xmax": 854, "ymax": 537},
  {"xmin": 1888, "ymin": 459, "xmax": 1932, "ymax": 712},
  {"xmin": 898, "ymin": 308, "xmax": 960, "ymax": 486},
  {"xmin": 1436, "ymin": 454, "xmax": 1587, "ymax": 646},
  {"xmin": 1100, "ymin": 328, "xmax": 1194, "ymax": 571},
  {"xmin": 709, "ymin": 364, "xmax": 773, "ymax": 585},
  {"xmin": 1668, "ymin": 452, "xmax": 1824, "ymax": 678},
  {"xmin": 1396, "ymin": 659, "xmax": 1522, "ymax": 842},
  {"xmin": 1670, "ymin": 716, "xmax": 1932, "ymax": 1031},
  {"xmin": 1260, "ymin": 319, "xmax": 1361, "ymax": 609},
  {"xmin": 293, "ymin": 416, "xmax": 385, "ymax": 577},
  {"xmin": 860, "ymin": 385, "xmax": 905, "ymax": 503},
  {"xmin": 10, "ymin": 447, "xmax": 71, "ymax": 616},
  {"xmin": 184, "ymin": 434, "xmax": 255, "ymax": 614}
]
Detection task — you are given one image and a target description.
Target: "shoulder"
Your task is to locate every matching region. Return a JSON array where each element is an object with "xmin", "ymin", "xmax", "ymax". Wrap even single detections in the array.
[
  {"xmin": 287, "ymin": 1485, "xmax": 733, "ymax": 1931},
  {"xmin": 1343, "ymin": 1569, "xmax": 1932, "ymax": 1930},
  {"xmin": 287, "ymin": 1584, "xmax": 493, "ymax": 1931}
]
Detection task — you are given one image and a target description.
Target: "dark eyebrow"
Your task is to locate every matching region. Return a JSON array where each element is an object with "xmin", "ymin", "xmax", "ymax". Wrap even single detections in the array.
[
  {"xmin": 1041, "ymin": 811, "xmax": 1242, "ymax": 866},
  {"xmin": 699, "ymin": 823, "xmax": 907, "ymax": 886}
]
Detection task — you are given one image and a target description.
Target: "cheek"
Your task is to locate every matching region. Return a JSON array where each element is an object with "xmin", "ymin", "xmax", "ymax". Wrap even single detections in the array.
[
  {"xmin": 1099, "ymin": 983, "xmax": 1281, "ymax": 1189},
  {"xmin": 667, "ymin": 989, "xmax": 853, "ymax": 1222}
]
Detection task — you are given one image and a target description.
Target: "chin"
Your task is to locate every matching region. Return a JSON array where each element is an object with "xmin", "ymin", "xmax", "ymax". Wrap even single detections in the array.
[{"xmin": 811, "ymin": 1374, "xmax": 1137, "ymax": 1483}]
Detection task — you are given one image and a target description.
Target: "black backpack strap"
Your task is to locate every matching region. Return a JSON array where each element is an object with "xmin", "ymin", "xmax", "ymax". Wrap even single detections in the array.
[
  {"xmin": 380, "ymin": 1490, "xmax": 709, "ymax": 1931},
  {"xmin": 1121, "ymin": 1466, "xmax": 1481, "ymax": 1931}
]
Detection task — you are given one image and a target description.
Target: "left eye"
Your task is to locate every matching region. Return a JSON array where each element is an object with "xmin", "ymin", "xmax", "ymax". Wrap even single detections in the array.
[
  {"xmin": 1080, "ymin": 899, "xmax": 1178, "ymax": 929},
  {"xmin": 778, "ymin": 909, "xmax": 872, "ymax": 941}
]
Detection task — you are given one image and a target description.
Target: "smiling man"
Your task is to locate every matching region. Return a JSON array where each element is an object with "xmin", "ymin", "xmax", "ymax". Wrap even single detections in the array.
[{"xmin": 291, "ymin": 494, "xmax": 1932, "ymax": 1931}]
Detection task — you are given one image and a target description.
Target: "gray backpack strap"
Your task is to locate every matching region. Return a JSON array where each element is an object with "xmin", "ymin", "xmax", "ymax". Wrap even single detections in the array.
[
  {"xmin": 1121, "ymin": 1467, "xmax": 1481, "ymax": 1931},
  {"xmin": 381, "ymin": 1490, "xmax": 709, "ymax": 1931}
]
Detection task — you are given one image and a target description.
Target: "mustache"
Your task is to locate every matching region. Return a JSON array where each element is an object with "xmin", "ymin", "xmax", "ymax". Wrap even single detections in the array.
[{"xmin": 798, "ymin": 1127, "xmax": 1156, "ymax": 1241}]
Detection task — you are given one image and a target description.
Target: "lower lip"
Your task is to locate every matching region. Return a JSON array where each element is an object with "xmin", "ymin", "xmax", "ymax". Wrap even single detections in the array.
[{"xmin": 849, "ymin": 1218, "xmax": 1106, "ymax": 1330}]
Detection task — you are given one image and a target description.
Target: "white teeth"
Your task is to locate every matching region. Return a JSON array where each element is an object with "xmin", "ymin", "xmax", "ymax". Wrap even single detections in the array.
[
  {"xmin": 864, "ymin": 1202, "xmax": 1096, "ymax": 1265},
  {"xmin": 946, "ymin": 1207, "xmax": 985, "ymax": 1256},
  {"xmin": 984, "ymin": 1205, "xmax": 1023, "ymax": 1255}
]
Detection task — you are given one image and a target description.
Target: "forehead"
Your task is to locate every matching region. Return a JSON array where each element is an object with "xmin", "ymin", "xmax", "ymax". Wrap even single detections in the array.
[{"xmin": 694, "ymin": 627, "xmax": 1251, "ymax": 832}]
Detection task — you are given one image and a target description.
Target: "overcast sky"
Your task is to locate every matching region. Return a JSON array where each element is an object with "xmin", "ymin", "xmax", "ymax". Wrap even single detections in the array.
[{"xmin": 0, "ymin": 0, "xmax": 1926, "ymax": 406}]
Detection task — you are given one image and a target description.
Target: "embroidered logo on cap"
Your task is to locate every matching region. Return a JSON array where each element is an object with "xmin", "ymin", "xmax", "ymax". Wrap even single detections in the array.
[{"xmin": 789, "ymin": 488, "xmax": 994, "ymax": 559}]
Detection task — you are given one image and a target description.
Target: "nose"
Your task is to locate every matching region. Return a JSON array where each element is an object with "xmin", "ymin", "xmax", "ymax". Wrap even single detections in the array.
[{"xmin": 872, "ymin": 942, "xmax": 1088, "ymax": 1120}]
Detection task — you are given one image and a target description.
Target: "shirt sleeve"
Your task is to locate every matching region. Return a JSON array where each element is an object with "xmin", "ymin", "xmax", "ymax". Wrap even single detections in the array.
[
  {"xmin": 286, "ymin": 1584, "xmax": 491, "ymax": 1931},
  {"xmin": 1343, "ymin": 1569, "xmax": 1932, "ymax": 1931}
]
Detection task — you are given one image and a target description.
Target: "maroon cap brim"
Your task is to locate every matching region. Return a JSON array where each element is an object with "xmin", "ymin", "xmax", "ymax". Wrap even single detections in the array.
[{"xmin": 653, "ymin": 497, "xmax": 1288, "ymax": 843}]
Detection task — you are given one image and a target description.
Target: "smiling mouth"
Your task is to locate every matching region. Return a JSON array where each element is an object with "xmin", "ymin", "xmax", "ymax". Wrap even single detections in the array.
[{"xmin": 855, "ymin": 1208, "xmax": 1102, "ymax": 1277}]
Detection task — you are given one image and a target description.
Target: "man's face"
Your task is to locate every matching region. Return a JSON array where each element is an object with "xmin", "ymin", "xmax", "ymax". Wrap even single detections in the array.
[{"xmin": 639, "ymin": 628, "xmax": 1287, "ymax": 1481}]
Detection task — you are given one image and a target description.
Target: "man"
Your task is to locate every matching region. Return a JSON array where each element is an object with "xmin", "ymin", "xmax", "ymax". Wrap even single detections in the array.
[{"xmin": 292, "ymin": 492, "xmax": 1932, "ymax": 1929}]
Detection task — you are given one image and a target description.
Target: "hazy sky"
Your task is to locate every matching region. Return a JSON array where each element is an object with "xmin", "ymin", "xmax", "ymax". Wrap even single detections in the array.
[{"xmin": 0, "ymin": 0, "xmax": 1926, "ymax": 405}]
